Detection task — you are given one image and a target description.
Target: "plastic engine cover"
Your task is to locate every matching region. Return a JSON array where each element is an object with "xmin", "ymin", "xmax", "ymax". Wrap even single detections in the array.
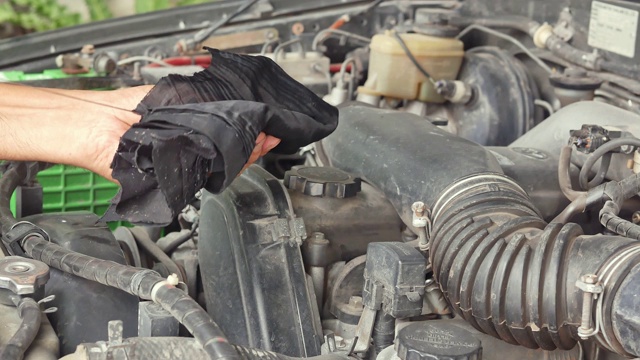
[
  {"xmin": 23, "ymin": 212, "xmax": 139, "ymax": 355},
  {"xmin": 198, "ymin": 165, "xmax": 322, "ymax": 357}
]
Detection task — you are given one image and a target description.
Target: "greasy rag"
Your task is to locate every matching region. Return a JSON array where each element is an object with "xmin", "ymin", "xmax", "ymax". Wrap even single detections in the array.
[{"xmin": 102, "ymin": 48, "xmax": 338, "ymax": 225}]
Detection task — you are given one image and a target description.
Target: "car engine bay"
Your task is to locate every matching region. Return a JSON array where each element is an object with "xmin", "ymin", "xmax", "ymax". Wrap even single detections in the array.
[{"xmin": 3, "ymin": 0, "xmax": 640, "ymax": 359}]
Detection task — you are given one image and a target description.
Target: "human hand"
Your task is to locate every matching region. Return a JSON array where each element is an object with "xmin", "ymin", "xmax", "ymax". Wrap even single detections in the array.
[{"xmin": 81, "ymin": 86, "xmax": 281, "ymax": 182}]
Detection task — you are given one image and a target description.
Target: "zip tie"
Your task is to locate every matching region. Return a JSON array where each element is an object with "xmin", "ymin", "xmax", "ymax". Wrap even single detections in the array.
[{"xmin": 150, "ymin": 273, "xmax": 181, "ymax": 302}]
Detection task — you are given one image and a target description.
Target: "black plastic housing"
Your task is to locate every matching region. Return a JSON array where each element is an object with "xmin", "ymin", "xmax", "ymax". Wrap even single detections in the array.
[
  {"xmin": 363, "ymin": 242, "xmax": 426, "ymax": 317},
  {"xmin": 23, "ymin": 212, "xmax": 138, "ymax": 355},
  {"xmin": 198, "ymin": 166, "xmax": 322, "ymax": 357}
]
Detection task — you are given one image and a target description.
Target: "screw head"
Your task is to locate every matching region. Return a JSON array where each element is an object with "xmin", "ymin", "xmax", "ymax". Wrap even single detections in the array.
[
  {"xmin": 7, "ymin": 264, "xmax": 29, "ymax": 273},
  {"xmin": 411, "ymin": 202, "xmax": 426, "ymax": 213},
  {"xmin": 348, "ymin": 296, "xmax": 363, "ymax": 309},
  {"xmin": 582, "ymin": 274, "xmax": 598, "ymax": 284}
]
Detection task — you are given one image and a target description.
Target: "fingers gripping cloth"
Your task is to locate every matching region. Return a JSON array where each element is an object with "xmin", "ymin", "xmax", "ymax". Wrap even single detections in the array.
[{"xmin": 102, "ymin": 48, "xmax": 339, "ymax": 225}]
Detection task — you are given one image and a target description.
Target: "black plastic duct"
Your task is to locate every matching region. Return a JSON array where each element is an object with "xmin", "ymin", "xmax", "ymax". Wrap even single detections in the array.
[{"xmin": 319, "ymin": 105, "xmax": 640, "ymax": 356}]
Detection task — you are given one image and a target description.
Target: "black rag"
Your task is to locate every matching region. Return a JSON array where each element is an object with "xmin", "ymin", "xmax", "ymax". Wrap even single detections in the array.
[{"xmin": 102, "ymin": 48, "xmax": 338, "ymax": 225}]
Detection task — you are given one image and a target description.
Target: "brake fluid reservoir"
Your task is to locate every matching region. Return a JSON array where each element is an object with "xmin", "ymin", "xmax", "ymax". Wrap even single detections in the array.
[{"xmin": 360, "ymin": 31, "xmax": 464, "ymax": 103}]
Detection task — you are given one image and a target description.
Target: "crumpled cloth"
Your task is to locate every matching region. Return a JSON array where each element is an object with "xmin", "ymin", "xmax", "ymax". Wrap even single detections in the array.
[{"xmin": 102, "ymin": 47, "xmax": 338, "ymax": 225}]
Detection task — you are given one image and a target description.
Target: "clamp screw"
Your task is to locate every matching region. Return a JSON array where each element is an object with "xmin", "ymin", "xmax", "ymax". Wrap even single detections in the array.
[{"xmin": 576, "ymin": 274, "xmax": 602, "ymax": 339}]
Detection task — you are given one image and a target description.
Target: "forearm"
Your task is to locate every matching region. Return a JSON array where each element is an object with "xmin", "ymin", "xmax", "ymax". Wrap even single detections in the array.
[{"xmin": 0, "ymin": 83, "xmax": 276, "ymax": 183}]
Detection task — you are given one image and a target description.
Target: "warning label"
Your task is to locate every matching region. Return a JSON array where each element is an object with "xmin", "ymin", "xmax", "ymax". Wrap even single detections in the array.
[{"xmin": 589, "ymin": 1, "xmax": 639, "ymax": 58}]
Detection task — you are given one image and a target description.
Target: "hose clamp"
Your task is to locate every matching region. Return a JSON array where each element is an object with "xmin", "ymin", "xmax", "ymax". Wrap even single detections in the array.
[
  {"xmin": 2, "ymin": 221, "xmax": 49, "ymax": 256},
  {"xmin": 582, "ymin": 245, "xmax": 640, "ymax": 356}
]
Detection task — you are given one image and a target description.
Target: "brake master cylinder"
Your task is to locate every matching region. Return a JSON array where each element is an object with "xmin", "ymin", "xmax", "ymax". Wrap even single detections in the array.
[{"xmin": 358, "ymin": 31, "xmax": 464, "ymax": 103}]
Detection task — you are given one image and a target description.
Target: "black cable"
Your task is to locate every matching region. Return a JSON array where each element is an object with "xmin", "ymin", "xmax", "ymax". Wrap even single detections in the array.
[
  {"xmin": 0, "ymin": 162, "xmax": 235, "ymax": 360},
  {"xmin": 584, "ymin": 152, "xmax": 613, "ymax": 189},
  {"xmin": 392, "ymin": 32, "xmax": 433, "ymax": 81},
  {"xmin": 0, "ymin": 162, "xmax": 50, "ymax": 234},
  {"xmin": 0, "ymin": 298, "xmax": 42, "ymax": 360},
  {"xmin": 599, "ymin": 174, "xmax": 640, "ymax": 240},
  {"xmin": 579, "ymin": 138, "xmax": 640, "ymax": 190},
  {"xmin": 129, "ymin": 226, "xmax": 185, "ymax": 282},
  {"xmin": 21, "ymin": 235, "xmax": 238, "ymax": 360},
  {"xmin": 161, "ymin": 220, "xmax": 199, "ymax": 254},
  {"xmin": 558, "ymin": 146, "xmax": 586, "ymax": 201}
]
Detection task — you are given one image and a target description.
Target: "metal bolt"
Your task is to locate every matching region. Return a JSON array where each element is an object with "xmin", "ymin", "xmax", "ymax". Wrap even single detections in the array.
[
  {"xmin": 411, "ymin": 201, "xmax": 426, "ymax": 217},
  {"xmin": 310, "ymin": 232, "xmax": 329, "ymax": 246},
  {"xmin": 577, "ymin": 274, "xmax": 598, "ymax": 339},
  {"xmin": 348, "ymin": 296, "xmax": 364, "ymax": 309},
  {"xmin": 8, "ymin": 264, "xmax": 30, "ymax": 273},
  {"xmin": 633, "ymin": 212, "xmax": 640, "ymax": 224}
]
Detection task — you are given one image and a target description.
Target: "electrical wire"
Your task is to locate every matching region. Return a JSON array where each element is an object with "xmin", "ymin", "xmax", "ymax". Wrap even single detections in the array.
[
  {"xmin": 392, "ymin": 31, "xmax": 435, "ymax": 84},
  {"xmin": 311, "ymin": 29, "xmax": 371, "ymax": 51},
  {"xmin": 579, "ymin": 137, "xmax": 640, "ymax": 190},
  {"xmin": 117, "ymin": 56, "xmax": 171, "ymax": 67},
  {"xmin": 456, "ymin": 24, "xmax": 553, "ymax": 74}
]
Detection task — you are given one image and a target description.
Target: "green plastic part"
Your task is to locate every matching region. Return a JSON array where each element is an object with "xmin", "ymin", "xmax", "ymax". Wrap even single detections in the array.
[
  {"xmin": 0, "ymin": 69, "xmax": 97, "ymax": 82},
  {"xmin": 8, "ymin": 165, "xmax": 124, "ymax": 230}
]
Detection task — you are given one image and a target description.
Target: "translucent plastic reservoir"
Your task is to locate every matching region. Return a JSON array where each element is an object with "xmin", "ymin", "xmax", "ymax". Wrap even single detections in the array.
[{"xmin": 362, "ymin": 31, "xmax": 464, "ymax": 102}]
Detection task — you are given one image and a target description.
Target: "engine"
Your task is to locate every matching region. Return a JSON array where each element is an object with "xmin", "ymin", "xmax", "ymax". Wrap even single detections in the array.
[{"xmin": 2, "ymin": 1, "xmax": 640, "ymax": 360}]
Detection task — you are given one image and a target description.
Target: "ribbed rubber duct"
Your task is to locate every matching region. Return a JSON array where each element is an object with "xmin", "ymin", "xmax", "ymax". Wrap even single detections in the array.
[{"xmin": 318, "ymin": 105, "xmax": 640, "ymax": 356}]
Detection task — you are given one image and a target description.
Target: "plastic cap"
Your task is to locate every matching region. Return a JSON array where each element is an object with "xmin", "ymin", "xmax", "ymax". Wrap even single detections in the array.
[
  {"xmin": 284, "ymin": 166, "xmax": 361, "ymax": 198},
  {"xmin": 396, "ymin": 323, "xmax": 482, "ymax": 360}
]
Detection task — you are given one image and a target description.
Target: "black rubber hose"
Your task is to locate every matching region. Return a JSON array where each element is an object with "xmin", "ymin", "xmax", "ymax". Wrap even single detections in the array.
[
  {"xmin": 129, "ymin": 226, "xmax": 185, "ymax": 282},
  {"xmin": 558, "ymin": 146, "xmax": 585, "ymax": 201},
  {"xmin": 161, "ymin": 221, "xmax": 198, "ymax": 254},
  {"xmin": 552, "ymin": 195, "xmax": 587, "ymax": 225},
  {"xmin": 456, "ymin": 16, "xmax": 640, "ymax": 80},
  {"xmin": 320, "ymin": 105, "xmax": 640, "ymax": 354},
  {"xmin": 579, "ymin": 138, "xmax": 640, "ymax": 190},
  {"xmin": 601, "ymin": 60, "xmax": 640, "ymax": 82},
  {"xmin": 450, "ymin": 16, "xmax": 540, "ymax": 34},
  {"xmin": 66, "ymin": 337, "xmax": 351, "ymax": 360},
  {"xmin": 21, "ymin": 234, "xmax": 239, "ymax": 360},
  {"xmin": 372, "ymin": 312, "xmax": 395, "ymax": 354},
  {"xmin": 0, "ymin": 298, "xmax": 42, "ymax": 360},
  {"xmin": 545, "ymin": 35, "xmax": 599, "ymax": 70},
  {"xmin": 0, "ymin": 166, "xmax": 22, "ymax": 232}
]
